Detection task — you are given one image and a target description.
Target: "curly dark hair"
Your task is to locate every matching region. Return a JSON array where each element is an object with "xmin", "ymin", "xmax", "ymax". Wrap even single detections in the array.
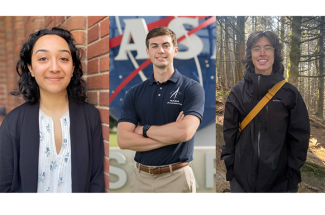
[
  {"xmin": 242, "ymin": 31, "xmax": 284, "ymax": 72},
  {"xmin": 12, "ymin": 27, "xmax": 86, "ymax": 103}
]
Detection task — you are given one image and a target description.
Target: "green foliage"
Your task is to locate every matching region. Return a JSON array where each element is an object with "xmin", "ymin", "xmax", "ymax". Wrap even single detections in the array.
[
  {"xmin": 216, "ymin": 90, "xmax": 230, "ymax": 97},
  {"xmin": 301, "ymin": 161, "xmax": 325, "ymax": 179},
  {"xmin": 109, "ymin": 132, "xmax": 119, "ymax": 147},
  {"xmin": 216, "ymin": 90, "xmax": 230, "ymax": 103}
]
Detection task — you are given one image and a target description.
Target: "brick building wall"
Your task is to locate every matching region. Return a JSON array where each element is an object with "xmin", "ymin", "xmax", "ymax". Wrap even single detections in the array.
[
  {"xmin": 0, "ymin": 16, "xmax": 110, "ymax": 192},
  {"xmin": 0, "ymin": 17, "xmax": 6, "ymax": 124}
]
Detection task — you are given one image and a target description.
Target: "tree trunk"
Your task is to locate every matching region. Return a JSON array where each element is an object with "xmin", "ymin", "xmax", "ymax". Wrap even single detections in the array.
[
  {"xmin": 288, "ymin": 16, "xmax": 302, "ymax": 87},
  {"xmin": 280, "ymin": 16, "xmax": 285, "ymax": 44},
  {"xmin": 314, "ymin": 58, "xmax": 319, "ymax": 114},
  {"xmin": 277, "ymin": 16, "xmax": 280, "ymax": 36},
  {"xmin": 262, "ymin": 16, "xmax": 267, "ymax": 29},
  {"xmin": 216, "ymin": 22, "xmax": 220, "ymax": 87},
  {"xmin": 307, "ymin": 37, "xmax": 311, "ymax": 111},
  {"xmin": 232, "ymin": 17, "xmax": 240, "ymax": 84},
  {"xmin": 280, "ymin": 16, "xmax": 287, "ymax": 79},
  {"xmin": 218, "ymin": 17, "xmax": 225, "ymax": 90},
  {"xmin": 235, "ymin": 16, "xmax": 245, "ymax": 84},
  {"xmin": 225, "ymin": 17, "xmax": 232, "ymax": 89},
  {"xmin": 316, "ymin": 16, "xmax": 324, "ymax": 118}
]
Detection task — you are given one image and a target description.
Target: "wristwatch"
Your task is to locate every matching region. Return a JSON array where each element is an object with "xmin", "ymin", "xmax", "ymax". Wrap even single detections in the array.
[{"xmin": 143, "ymin": 124, "xmax": 151, "ymax": 138}]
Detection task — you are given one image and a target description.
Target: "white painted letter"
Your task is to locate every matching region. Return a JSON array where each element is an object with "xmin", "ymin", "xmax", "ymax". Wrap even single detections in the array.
[
  {"xmin": 206, "ymin": 152, "xmax": 216, "ymax": 188},
  {"xmin": 115, "ymin": 18, "xmax": 149, "ymax": 60},
  {"xmin": 168, "ymin": 17, "xmax": 204, "ymax": 60},
  {"xmin": 109, "ymin": 152, "xmax": 128, "ymax": 189},
  {"xmin": 211, "ymin": 43, "xmax": 216, "ymax": 59}
]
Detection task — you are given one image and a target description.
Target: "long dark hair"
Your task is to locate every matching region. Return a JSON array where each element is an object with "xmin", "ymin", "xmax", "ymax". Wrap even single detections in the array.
[
  {"xmin": 12, "ymin": 27, "xmax": 86, "ymax": 103},
  {"xmin": 242, "ymin": 31, "xmax": 284, "ymax": 72}
]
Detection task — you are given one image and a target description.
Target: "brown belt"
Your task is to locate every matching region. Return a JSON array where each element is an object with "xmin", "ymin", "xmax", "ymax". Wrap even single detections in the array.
[{"xmin": 136, "ymin": 162, "xmax": 189, "ymax": 174}]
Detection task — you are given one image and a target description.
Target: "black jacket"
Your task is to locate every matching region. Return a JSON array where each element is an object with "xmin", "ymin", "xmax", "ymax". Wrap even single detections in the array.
[
  {"xmin": 0, "ymin": 100, "xmax": 105, "ymax": 192},
  {"xmin": 221, "ymin": 65, "xmax": 310, "ymax": 192}
]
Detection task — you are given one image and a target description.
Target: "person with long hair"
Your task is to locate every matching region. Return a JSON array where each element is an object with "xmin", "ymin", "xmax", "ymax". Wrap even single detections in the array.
[
  {"xmin": 0, "ymin": 27, "xmax": 105, "ymax": 192},
  {"xmin": 221, "ymin": 31, "xmax": 310, "ymax": 192}
]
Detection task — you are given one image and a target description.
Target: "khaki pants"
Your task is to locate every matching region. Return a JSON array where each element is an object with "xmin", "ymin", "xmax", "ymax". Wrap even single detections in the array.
[{"xmin": 130, "ymin": 163, "xmax": 196, "ymax": 193}]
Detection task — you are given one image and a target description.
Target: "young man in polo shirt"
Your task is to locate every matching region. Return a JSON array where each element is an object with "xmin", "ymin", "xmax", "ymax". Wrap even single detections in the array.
[{"xmin": 117, "ymin": 26, "xmax": 205, "ymax": 193}]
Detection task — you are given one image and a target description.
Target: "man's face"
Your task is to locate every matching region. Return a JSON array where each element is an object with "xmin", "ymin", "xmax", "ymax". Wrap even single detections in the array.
[
  {"xmin": 251, "ymin": 36, "xmax": 274, "ymax": 76},
  {"xmin": 146, "ymin": 35, "xmax": 178, "ymax": 70}
]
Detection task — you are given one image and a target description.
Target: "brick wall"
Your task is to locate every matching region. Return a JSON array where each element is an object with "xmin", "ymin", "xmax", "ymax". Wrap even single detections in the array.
[
  {"xmin": 0, "ymin": 16, "xmax": 110, "ymax": 192},
  {"xmin": 0, "ymin": 17, "xmax": 7, "ymax": 122},
  {"xmin": 86, "ymin": 16, "xmax": 110, "ymax": 191}
]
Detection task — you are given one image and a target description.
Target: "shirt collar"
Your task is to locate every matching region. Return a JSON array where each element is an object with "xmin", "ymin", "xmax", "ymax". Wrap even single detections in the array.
[{"xmin": 148, "ymin": 68, "xmax": 181, "ymax": 85}]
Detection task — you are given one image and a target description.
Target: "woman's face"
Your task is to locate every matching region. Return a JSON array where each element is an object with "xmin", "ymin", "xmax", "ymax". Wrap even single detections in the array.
[
  {"xmin": 28, "ymin": 35, "xmax": 74, "ymax": 97},
  {"xmin": 251, "ymin": 36, "xmax": 274, "ymax": 76}
]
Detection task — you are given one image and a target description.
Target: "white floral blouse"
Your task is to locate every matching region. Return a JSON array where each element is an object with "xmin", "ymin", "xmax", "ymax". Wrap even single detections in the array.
[{"xmin": 37, "ymin": 110, "xmax": 72, "ymax": 193}]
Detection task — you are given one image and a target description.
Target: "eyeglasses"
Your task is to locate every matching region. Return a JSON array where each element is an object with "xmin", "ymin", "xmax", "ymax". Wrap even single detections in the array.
[{"xmin": 251, "ymin": 46, "xmax": 275, "ymax": 54}]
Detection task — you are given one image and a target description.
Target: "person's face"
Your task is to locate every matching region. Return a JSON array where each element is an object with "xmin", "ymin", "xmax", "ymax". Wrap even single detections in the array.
[
  {"xmin": 251, "ymin": 36, "xmax": 274, "ymax": 76},
  {"xmin": 146, "ymin": 35, "xmax": 178, "ymax": 70},
  {"xmin": 28, "ymin": 35, "xmax": 74, "ymax": 97}
]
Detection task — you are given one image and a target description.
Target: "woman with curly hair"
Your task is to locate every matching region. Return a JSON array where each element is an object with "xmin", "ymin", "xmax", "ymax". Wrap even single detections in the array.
[{"xmin": 0, "ymin": 27, "xmax": 105, "ymax": 193}]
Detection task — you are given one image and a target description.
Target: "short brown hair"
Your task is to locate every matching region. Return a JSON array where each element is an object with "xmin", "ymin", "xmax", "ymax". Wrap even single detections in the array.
[
  {"xmin": 145, "ymin": 26, "xmax": 177, "ymax": 49},
  {"xmin": 242, "ymin": 31, "xmax": 284, "ymax": 72}
]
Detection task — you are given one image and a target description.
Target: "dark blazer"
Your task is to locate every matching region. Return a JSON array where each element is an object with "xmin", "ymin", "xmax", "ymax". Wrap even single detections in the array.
[{"xmin": 0, "ymin": 99, "xmax": 105, "ymax": 192}]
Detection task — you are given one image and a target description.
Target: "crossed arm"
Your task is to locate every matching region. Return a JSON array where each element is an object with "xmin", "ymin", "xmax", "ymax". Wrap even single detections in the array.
[{"xmin": 117, "ymin": 111, "xmax": 201, "ymax": 152}]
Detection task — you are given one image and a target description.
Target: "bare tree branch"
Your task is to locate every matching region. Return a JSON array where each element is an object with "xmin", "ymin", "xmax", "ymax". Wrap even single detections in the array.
[
  {"xmin": 300, "ymin": 57, "xmax": 324, "ymax": 62},
  {"xmin": 301, "ymin": 35, "xmax": 322, "ymax": 43},
  {"xmin": 301, "ymin": 16, "xmax": 317, "ymax": 23},
  {"xmin": 299, "ymin": 75, "xmax": 325, "ymax": 77},
  {"xmin": 301, "ymin": 53, "xmax": 324, "ymax": 58},
  {"xmin": 216, "ymin": 17, "xmax": 236, "ymax": 41}
]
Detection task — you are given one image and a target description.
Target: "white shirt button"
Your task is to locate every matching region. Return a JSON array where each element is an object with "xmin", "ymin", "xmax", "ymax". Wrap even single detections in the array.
[{"xmin": 158, "ymin": 94, "xmax": 161, "ymax": 96}]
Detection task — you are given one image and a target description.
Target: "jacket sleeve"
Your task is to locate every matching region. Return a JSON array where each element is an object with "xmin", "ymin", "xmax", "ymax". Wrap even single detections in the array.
[
  {"xmin": 0, "ymin": 117, "xmax": 13, "ymax": 192},
  {"xmin": 221, "ymin": 91, "xmax": 240, "ymax": 181},
  {"xmin": 89, "ymin": 111, "xmax": 105, "ymax": 192},
  {"xmin": 286, "ymin": 90, "xmax": 310, "ymax": 191}
]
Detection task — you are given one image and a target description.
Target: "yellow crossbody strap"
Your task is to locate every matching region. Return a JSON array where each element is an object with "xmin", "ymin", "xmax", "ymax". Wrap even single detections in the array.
[{"xmin": 239, "ymin": 80, "xmax": 286, "ymax": 132}]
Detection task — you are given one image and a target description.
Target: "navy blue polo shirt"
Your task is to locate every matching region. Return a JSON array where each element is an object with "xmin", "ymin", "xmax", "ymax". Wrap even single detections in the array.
[{"xmin": 118, "ymin": 69, "xmax": 205, "ymax": 166}]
